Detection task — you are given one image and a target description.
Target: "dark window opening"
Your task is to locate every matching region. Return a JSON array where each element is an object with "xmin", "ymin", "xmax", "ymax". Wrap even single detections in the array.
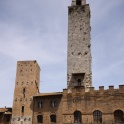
[
  {"xmin": 37, "ymin": 115, "xmax": 43, "ymax": 123},
  {"xmin": 5, "ymin": 115, "xmax": 11, "ymax": 122},
  {"xmin": 35, "ymin": 80, "xmax": 38, "ymax": 87},
  {"xmin": 76, "ymin": 0, "xmax": 81, "ymax": 5},
  {"xmin": 71, "ymin": 73, "xmax": 85, "ymax": 87},
  {"xmin": 74, "ymin": 111, "xmax": 82, "ymax": 123},
  {"xmin": 23, "ymin": 88, "xmax": 26, "ymax": 98},
  {"xmin": 93, "ymin": 110, "xmax": 102, "ymax": 123},
  {"xmin": 50, "ymin": 115, "xmax": 56, "ymax": 123},
  {"xmin": 0, "ymin": 113, "xmax": 3, "ymax": 122},
  {"xmin": 22, "ymin": 106, "xmax": 24, "ymax": 113},
  {"xmin": 23, "ymin": 88, "xmax": 26, "ymax": 94},
  {"xmin": 77, "ymin": 79, "xmax": 82, "ymax": 86},
  {"xmin": 114, "ymin": 110, "xmax": 124, "ymax": 123}
]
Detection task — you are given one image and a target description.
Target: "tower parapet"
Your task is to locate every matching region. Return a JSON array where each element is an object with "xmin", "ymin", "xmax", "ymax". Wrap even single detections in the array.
[
  {"xmin": 63, "ymin": 85, "xmax": 124, "ymax": 97},
  {"xmin": 72, "ymin": 0, "xmax": 86, "ymax": 6}
]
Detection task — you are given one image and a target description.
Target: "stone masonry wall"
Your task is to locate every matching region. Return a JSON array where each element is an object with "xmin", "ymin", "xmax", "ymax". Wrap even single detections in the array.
[
  {"xmin": 62, "ymin": 85, "xmax": 124, "ymax": 123},
  {"xmin": 67, "ymin": 4, "xmax": 92, "ymax": 90}
]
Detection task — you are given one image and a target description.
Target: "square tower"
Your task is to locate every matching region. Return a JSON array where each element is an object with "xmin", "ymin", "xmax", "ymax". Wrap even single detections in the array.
[
  {"xmin": 11, "ymin": 60, "xmax": 40, "ymax": 124},
  {"xmin": 67, "ymin": 0, "xmax": 92, "ymax": 91}
]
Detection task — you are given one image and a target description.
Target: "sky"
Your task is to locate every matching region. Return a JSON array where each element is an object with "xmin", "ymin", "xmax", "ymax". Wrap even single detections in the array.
[{"xmin": 0, "ymin": 0, "xmax": 124, "ymax": 107}]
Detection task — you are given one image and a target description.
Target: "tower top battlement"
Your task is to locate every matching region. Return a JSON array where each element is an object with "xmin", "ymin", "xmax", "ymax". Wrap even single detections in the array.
[{"xmin": 72, "ymin": 0, "xmax": 86, "ymax": 6}]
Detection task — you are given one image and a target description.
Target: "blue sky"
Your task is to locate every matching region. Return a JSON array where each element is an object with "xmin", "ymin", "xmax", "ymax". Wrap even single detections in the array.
[{"xmin": 0, "ymin": 0, "xmax": 124, "ymax": 107}]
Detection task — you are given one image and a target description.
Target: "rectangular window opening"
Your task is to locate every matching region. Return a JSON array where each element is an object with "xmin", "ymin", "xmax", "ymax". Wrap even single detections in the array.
[{"xmin": 22, "ymin": 106, "xmax": 24, "ymax": 113}]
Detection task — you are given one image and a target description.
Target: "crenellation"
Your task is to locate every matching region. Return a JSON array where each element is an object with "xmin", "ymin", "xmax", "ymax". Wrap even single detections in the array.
[
  {"xmin": 109, "ymin": 85, "xmax": 114, "ymax": 93},
  {"xmin": 119, "ymin": 85, "xmax": 124, "ymax": 92},
  {"xmin": 99, "ymin": 86, "xmax": 104, "ymax": 92},
  {"xmin": 63, "ymin": 85, "xmax": 124, "ymax": 98}
]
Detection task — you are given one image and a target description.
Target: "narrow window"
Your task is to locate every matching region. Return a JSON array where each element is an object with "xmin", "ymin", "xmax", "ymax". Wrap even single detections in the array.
[
  {"xmin": 23, "ymin": 88, "xmax": 26, "ymax": 98},
  {"xmin": 22, "ymin": 106, "xmax": 24, "ymax": 113},
  {"xmin": 23, "ymin": 88, "xmax": 25, "ymax": 94},
  {"xmin": 50, "ymin": 115, "xmax": 56, "ymax": 123},
  {"xmin": 76, "ymin": 0, "xmax": 81, "ymax": 5}
]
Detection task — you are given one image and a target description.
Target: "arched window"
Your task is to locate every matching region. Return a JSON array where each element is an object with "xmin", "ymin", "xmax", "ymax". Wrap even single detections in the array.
[
  {"xmin": 37, "ymin": 115, "xmax": 43, "ymax": 123},
  {"xmin": 93, "ymin": 110, "xmax": 102, "ymax": 123},
  {"xmin": 50, "ymin": 114, "xmax": 56, "ymax": 123},
  {"xmin": 74, "ymin": 111, "xmax": 82, "ymax": 123},
  {"xmin": 76, "ymin": 0, "xmax": 81, "ymax": 5},
  {"xmin": 114, "ymin": 110, "xmax": 124, "ymax": 123}
]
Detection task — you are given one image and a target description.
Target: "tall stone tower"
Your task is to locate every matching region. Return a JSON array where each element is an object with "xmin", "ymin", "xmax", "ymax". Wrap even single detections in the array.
[
  {"xmin": 67, "ymin": 0, "xmax": 92, "ymax": 91},
  {"xmin": 11, "ymin": 60, "xmax": 40, "ymax": 124}
]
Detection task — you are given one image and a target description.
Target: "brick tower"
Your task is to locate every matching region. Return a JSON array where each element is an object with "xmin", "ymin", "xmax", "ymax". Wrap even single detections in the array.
[
  {"xmin": 11, "ymin": 60, "xmax": 40, "ymax": 124},
  {"xmin": 67, "ymin": 0, "xmax": 92, "ymax": 91}
]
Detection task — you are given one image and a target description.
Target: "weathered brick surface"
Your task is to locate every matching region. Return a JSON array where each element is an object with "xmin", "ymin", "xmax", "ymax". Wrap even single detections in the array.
[
  {"xmin": 30, "ymin": 86, "xmax": 124, "ymax": 124},
  {"xmin": 11, "ymin": 60, "xmax": 40, "ymax": 124},
  {"xmin": 62, "ymin": 86, "xmax": 124, "ymax": 123},
  {"xmin": 33, "ymin": 94, "xmax": 63, "ymax": 124}
]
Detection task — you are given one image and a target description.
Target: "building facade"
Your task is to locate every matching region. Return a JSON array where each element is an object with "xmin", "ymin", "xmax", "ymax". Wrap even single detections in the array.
[
  {"xmin": 0, "ymin": 108, "xmax": 12, "ymax": 124},
  {"xmin": 1, "ymin": 0, "xmax": 124, "ymax": 124},
  {"xmin": 12, "ymin": 61, "xmax": 40, "ymax": 124}
]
